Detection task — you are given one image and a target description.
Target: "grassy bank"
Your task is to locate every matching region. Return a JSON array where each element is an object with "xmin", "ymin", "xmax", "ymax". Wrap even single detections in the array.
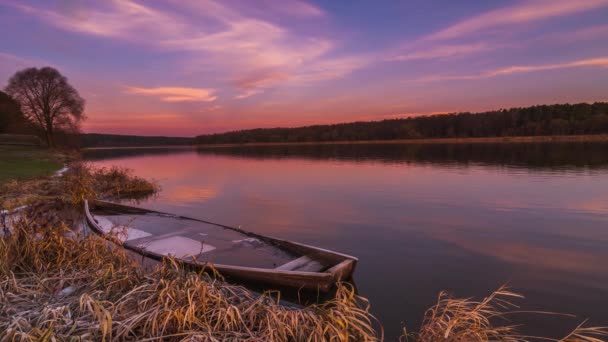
[
  {"xmin": 196, "ymin": 134, "xmax": 608, "ymax": 149},
  {"xmin": 0, "ymin": 145, "xmax": 64, "ymax": 184},
  {"xmin": 0, "ymin": 165, "xmax": 377, "ymax": 341},
  {"xmin": 0, "ymin": 163, "xmax": 158, "ymax": 210}
]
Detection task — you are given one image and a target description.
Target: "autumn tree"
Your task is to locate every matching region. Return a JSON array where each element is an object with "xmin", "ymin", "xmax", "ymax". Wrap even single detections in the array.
[{"xmin": 4, "ymin": 67, "xmax": 85, "ymax": 147}]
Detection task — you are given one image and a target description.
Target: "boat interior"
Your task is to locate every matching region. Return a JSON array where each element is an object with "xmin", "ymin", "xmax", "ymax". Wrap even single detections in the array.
[{"xmin": 90, "ymin": 205, "xmax": 330, "ymax": 273}]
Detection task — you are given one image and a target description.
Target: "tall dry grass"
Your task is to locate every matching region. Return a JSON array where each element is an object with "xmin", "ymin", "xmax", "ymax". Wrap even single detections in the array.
[
  {"xmin": 61, "ymin": 163, "xmax": 159, "ymax": 205},
  {"xmin": 0, "ymin": 215, "xmax": 379, "ymax": 341},
  {"xmin": 401, "ymin": 286, "xmax": 607, "ymax": 342},
  {"xmin": 0, "ymin": 162, "xmax": 158, "ymax": 210}
]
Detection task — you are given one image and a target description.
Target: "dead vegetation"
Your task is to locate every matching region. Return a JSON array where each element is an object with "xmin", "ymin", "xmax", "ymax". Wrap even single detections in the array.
[
  {"xmin": 61, "ymin": 163, "xmax": 159, "ymax": 206},
  {"xmin": 0, "ymin": 219, "xmax": 379, "ymax": 341},
  {"xmin": 0, "ymin": 162, "xmax": 158, "ymax": 210},
  {"xmin": 402, "ymin": 287, "xmax": 607, "ymax": 342}
]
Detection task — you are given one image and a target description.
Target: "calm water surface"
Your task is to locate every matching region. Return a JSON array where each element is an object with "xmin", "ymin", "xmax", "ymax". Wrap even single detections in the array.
[{"xmin": 84, "ymin": 143, "xmax": 608, "ymax": 339}]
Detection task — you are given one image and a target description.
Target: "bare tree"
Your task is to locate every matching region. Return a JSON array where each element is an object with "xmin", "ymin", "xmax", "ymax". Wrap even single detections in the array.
[{"xmin": 4, "ymin": 67, "xmax": 85, "ymax": 147}]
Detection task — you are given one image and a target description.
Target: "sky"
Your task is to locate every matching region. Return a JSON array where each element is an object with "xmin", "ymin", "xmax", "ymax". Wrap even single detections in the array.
[{"xmin": 1, "ymin": 0, "xmax": 607, "ymax": 137}]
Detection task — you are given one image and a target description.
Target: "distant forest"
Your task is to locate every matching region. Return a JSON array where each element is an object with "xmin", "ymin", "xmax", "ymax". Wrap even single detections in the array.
[{"xmin": 195, "ymin": 102, "xmax": 608, "ymax": 145}]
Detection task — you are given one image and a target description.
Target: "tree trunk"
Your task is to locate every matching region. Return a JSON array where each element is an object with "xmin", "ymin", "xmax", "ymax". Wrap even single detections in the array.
[{"xmin": 45, "ymin": 124, "xmax": 55, "ymax": 148}]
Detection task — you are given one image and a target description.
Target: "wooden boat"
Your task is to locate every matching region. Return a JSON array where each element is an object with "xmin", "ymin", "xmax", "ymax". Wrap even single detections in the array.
[{"xmin": 84, "ymin": 199, "xmax": 357, "ymax": 292}]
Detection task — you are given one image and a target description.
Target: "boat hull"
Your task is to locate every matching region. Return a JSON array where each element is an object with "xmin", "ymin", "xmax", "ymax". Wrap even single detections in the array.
[{"xmin": 84, "ymin": 200, "xmax": 357, "ymax": 292}]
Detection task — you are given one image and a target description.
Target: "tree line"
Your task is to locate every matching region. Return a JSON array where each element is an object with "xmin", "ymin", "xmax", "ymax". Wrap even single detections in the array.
[{"xmin": 195, "ymin": 102, "xmax": 608, "ymax": 144}]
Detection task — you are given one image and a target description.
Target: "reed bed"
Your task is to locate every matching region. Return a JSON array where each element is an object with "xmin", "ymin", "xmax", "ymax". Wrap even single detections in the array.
[{"xmin": 402, "ymin": 287, "xmax": 607, "ymax": 342}]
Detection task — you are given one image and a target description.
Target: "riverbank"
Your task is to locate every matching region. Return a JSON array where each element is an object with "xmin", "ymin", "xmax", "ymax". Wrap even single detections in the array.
[
  {"xmin": 196, "ymin": 134, "xmax": 608, "ymax": 148},
  {"xmin": 0, "ymin": 145, "xmax": 65, "ymax": 184},
  {"xmin": 0, "ymin": 165, "xmax": 379, "ymax": 340},
  {"xmin": 1, "ymin": 164, "xmax": 606, "ymax": 341}
]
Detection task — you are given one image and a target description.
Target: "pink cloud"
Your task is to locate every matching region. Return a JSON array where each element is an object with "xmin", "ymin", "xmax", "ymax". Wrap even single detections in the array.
[
  {"xmin": 412, "ymin": 57, "xmax": 608, "ymax": 82},
  {"xmin": 10, "ymin": 0, "xmax": 366, "ymax": 97},
  {"xmin": 9, "ymin": 0, "xmax": 184, "ymax": 39},
  {"xmin": 248, "ymin": 0, "xmax": 325, "ymax": 18},
  {"xmin": 231, "ymin": 67, "xmax": 289, "ymax": 99},
  {"xmin": 545, "ymin": 23, "xmax": 608, "ymax": 43},
  {"xmin": 426, "ymin": 0, "xmax": 608, "ymax": 41},
  {"xmin": 388, "ymin": 43, "xmax": 493, "ymax": 62},
  {"xmin": 125, "ymin": 86, "xmax": 217, "ymax": 102}
]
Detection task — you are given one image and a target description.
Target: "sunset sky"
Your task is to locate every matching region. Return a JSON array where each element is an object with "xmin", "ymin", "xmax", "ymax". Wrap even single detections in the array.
[{"xmin": 1, "ymin": 0, "xmax": 608, "ymax": 136}]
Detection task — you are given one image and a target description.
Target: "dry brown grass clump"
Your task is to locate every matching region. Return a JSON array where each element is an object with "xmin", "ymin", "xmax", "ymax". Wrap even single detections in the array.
[
  {"xmin": 414, "ymin": 286, "xmax": 523, "ymax": 342},
  {"xmin": 0, "ymin": 162, "xmax": 158, "ymax": 209},
  {"xmin": 0, "ymin": 213, "xmax": 379, "ymax": 341},
  {"xmin": 402, "ymin": 287, "xmax": 608, "ymax": 342},
  {"xmin": 62, "ymin": 163, "xmax": 159, "ymax": 205}
]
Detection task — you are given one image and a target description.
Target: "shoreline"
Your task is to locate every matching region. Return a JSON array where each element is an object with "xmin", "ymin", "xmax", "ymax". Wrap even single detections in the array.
[{"xmin": 196, "ymin": 134, "xmax": 608, "ymax": 148}]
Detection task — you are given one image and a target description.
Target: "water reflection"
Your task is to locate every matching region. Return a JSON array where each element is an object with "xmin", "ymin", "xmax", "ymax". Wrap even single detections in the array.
[
  {"xmin": 84, "ymin": 146, "xmax": 194, "ymax": 161},
  {"xmin": 195, "ymin": 142, "xmax": 608, "ymax": 171},
  {"xmin": 84, "ymin": 142, "xmax": 608, "ymax": 339}
]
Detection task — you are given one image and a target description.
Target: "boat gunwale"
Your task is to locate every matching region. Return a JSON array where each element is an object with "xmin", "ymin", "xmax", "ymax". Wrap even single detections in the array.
[{"xmin": 83, "ymin": 200, "xmax": 357, "ymax": 290}]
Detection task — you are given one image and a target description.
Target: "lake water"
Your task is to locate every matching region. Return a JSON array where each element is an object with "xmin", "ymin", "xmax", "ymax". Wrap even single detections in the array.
[{"xmin": 84, "ymin": 142, "xmax": 608, "ymax": 339}]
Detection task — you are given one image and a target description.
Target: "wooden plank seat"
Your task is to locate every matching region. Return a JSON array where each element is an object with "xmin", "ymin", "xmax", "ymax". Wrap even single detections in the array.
[{"xmin": 275, "ymin": 255, "xmax": 325, "ymax": 272}]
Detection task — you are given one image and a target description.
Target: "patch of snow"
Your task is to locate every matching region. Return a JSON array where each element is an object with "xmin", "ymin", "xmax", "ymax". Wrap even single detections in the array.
[
  {"xmin": 0, "ymin": 205, "xmax": 28, "ymax": 215},
  {"xmin": 57, "ymin": 286, "xmax": 76, "ymax": 297},
  {"xmin": 93, "ymin": 215, "xmax": 116, "ymax": 234},
  {"xmin": 139, "ymin": 236, "xmax": 215, "ymax": 258},
  {"xmin": 54, "ymin": 165, "xmax": 69, "ymax": 177},
  {"xmin": 232, "ymin": 237, "xmax": 264, "ymax": 248},
  {"xmin": 93, "ymin": 215, "xmax": 152, "ymax": 242}
]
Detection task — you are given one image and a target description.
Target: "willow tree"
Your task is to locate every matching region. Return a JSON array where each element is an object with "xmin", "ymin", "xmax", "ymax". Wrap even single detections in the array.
[{"xmin": 5, "ymin": 67, "xmax": 85, "ymax": 147}]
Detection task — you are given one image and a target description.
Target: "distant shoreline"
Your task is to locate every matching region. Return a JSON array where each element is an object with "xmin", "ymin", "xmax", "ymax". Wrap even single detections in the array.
[{"xmin": 196, "ymin": 134, "xmax": 608, "ymax": 148}]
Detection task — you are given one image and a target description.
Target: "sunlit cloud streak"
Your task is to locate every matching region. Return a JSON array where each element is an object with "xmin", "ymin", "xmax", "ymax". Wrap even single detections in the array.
[
  {"xmin": 255, "ymin": 0, "xmax": 325, "ymax": 17},
  {"xmin": 126, "ymin": 86, "xmax": 217, "ymax": 102},
  {"xmin": 3, "ymin": 0, "xmax": 608, "ymax": 135},
  {"xmin": 8, "ymin": 1, "xmax": 182, "ymax": 39},
  {"xmin": 232, "ymin": 68, "xmax": 288, "ymax": 99},
  {"xmin": 388, "ymin": 43, "xmax": 493, "ymax": 62},
  {"xmin": 426, "ymin": 0, "xmax": 608, "ymax": 41},
  {"xmin": 412, "ymin": 57, "xmax": 608, "ymax": 82},
  {"xmin": 545, "ymin": 23, "xmax": 608, "ymax": 42},
  {"xmin": 8, "ymin": 0, "xmax": 364, "ymax": 98}
]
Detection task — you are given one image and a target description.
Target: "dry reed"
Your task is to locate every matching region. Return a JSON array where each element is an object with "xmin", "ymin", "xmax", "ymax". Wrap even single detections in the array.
[{"xmin": 402, "ymin": 287, "xmax": 608, "ymax": 342}]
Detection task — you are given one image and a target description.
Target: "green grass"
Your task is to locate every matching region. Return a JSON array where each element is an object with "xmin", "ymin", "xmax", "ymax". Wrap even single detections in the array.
[{"xmin": 0, "ymin": 145, "xmax": 63, "ymax": 184}]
